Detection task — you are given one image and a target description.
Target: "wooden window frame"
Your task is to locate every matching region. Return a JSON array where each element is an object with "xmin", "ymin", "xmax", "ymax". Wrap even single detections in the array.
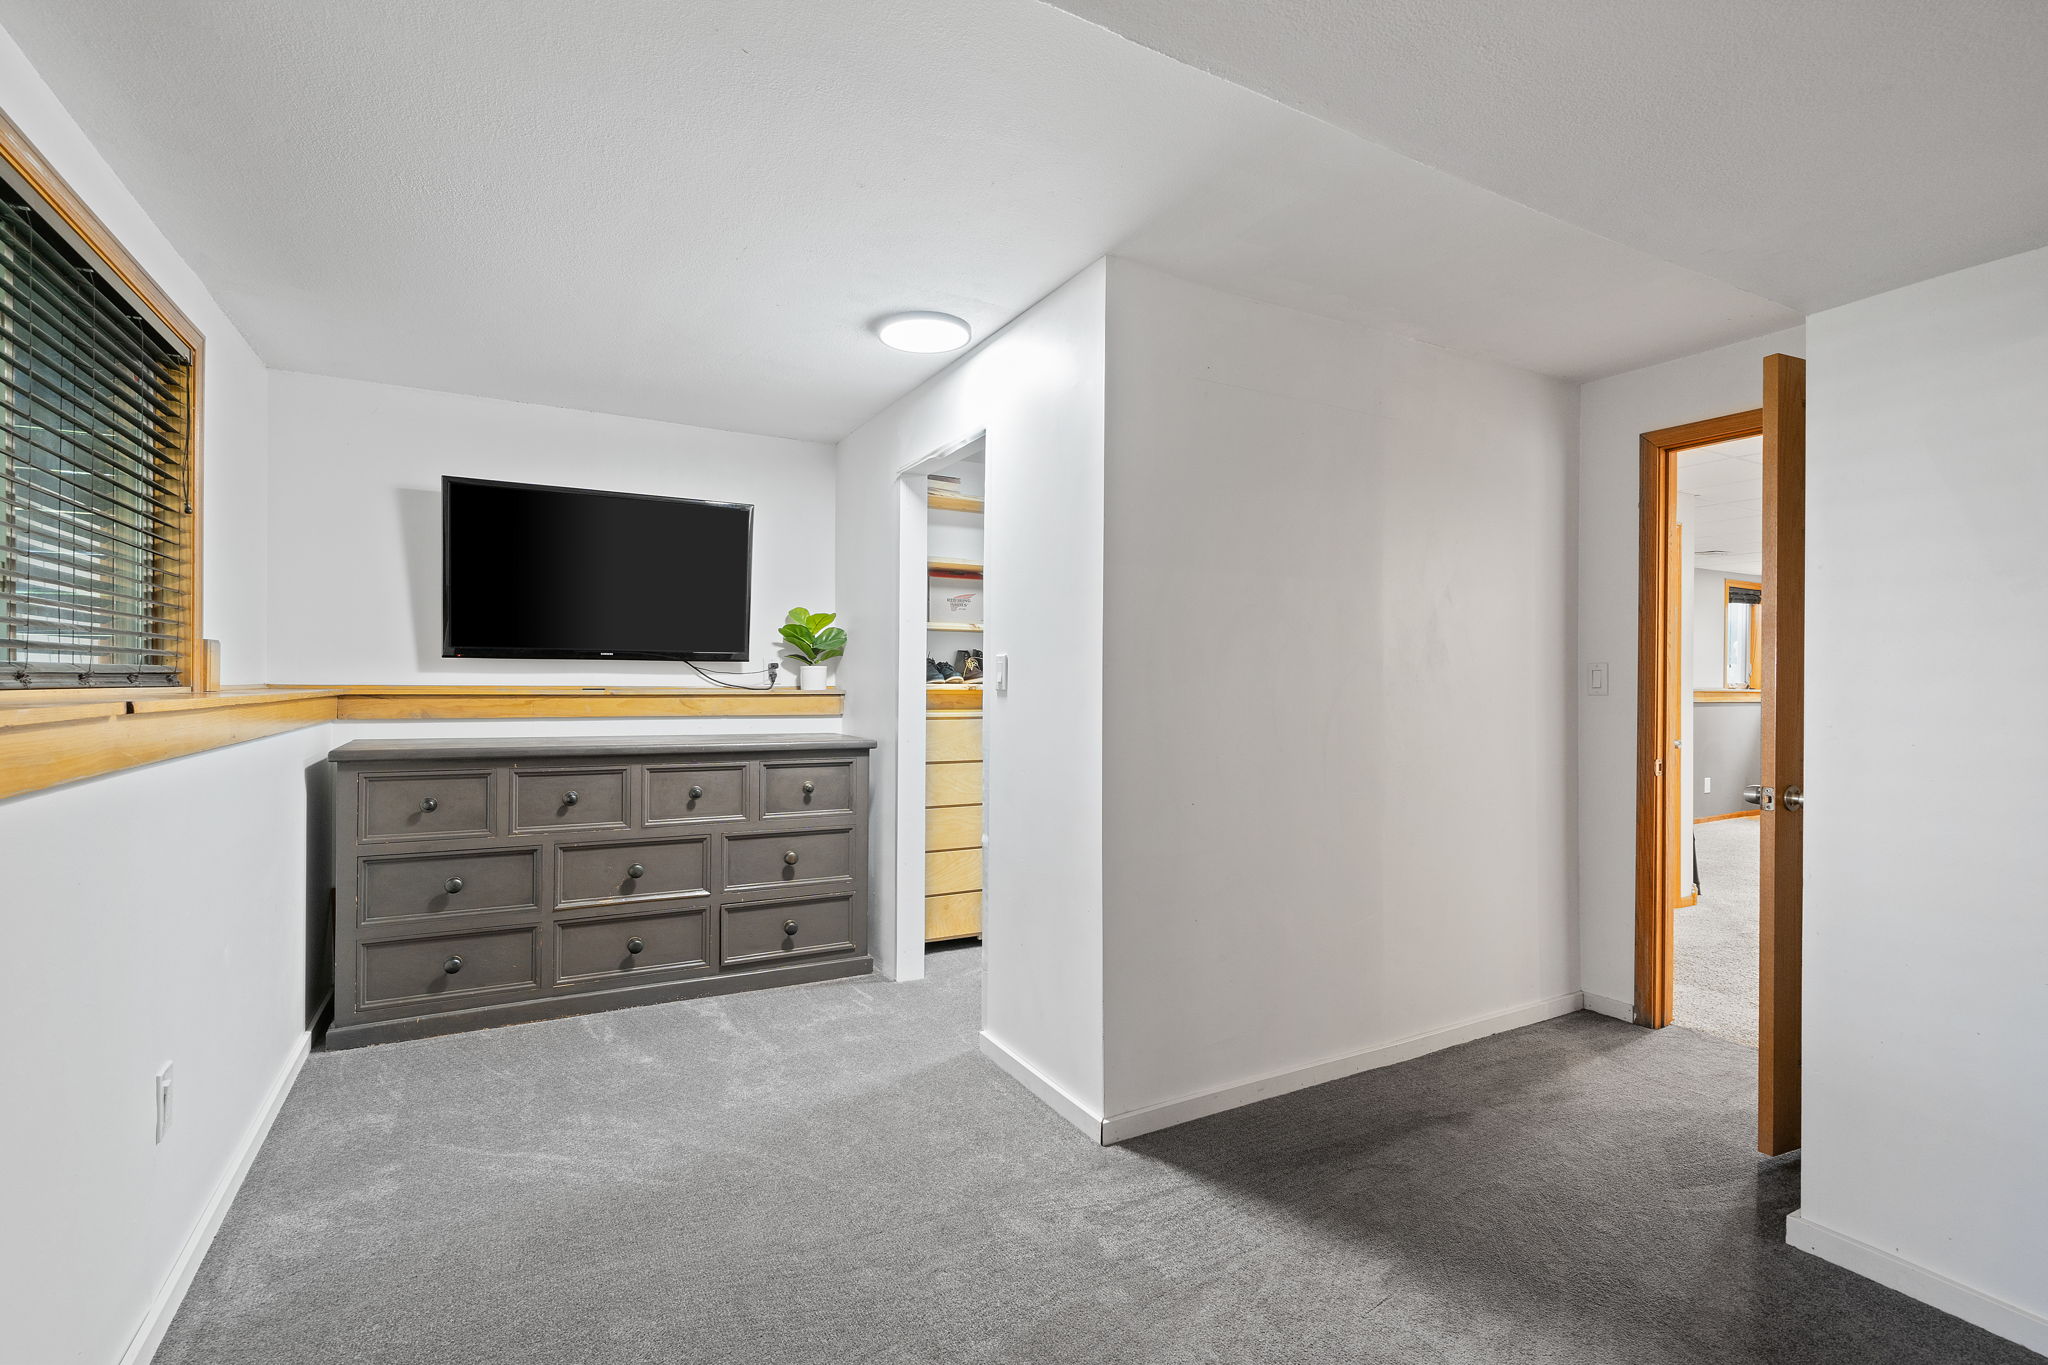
[
  {"xmin": 0, "ymin": 105, "xmax": 205, "ymax": 700},
  {"xmin": 1723, "ymin": 577, "xmax": 1763, "ymax": 693}
]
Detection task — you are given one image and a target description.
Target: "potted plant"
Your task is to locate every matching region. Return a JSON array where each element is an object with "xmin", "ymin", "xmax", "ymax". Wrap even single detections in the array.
[{"xmin": 778, "ymin": 608, "xmax": 846, "ymax": 691}]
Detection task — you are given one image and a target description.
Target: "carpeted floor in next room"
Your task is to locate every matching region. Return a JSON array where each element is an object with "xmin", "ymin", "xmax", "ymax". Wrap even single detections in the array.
[
  {"xmin": 1678, "ymin": 814, "xmax": 1762, "ymax": 1046},
  {"xmin": 159, "ymin": 945, "xmax": 2031, "ymax": 1365}
]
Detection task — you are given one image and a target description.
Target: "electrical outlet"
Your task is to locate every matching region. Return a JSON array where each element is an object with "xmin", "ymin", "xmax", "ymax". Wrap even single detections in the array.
[
  {"xmin": 155, "ymin": 1063, "xmax": 174, "ymax": 1143},
  {"xmin": 1704, "ymin": 776, "xmax": 1712, "ymax": 794},
  {"xmin": 1587, "ymin": 662, "xmax": 1609, "ymax": 697}
]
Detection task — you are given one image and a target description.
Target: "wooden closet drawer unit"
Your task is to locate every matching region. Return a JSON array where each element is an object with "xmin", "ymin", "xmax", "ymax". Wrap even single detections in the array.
[
  {"xmin": 721, "ymin": 893, "xmax": 856, "ymax": 967},
  {"xmin": 645, "ymin": 763, "xmax": 747, "ymax": 824},
  {"xmin": 513, "ymin": 766, "xmax": 628, "ymax": 832},
  {"xmin": 725, "ymin": 826, "xmax": 854, "ymax": 892},
  {"xmin": 762, "ymin": 759, "xmax": 855, "ymax": 817},
  {"xmin": 360, "ymin": 847, "xmax": 539, "ymax": 925},
  {"xmin": 358, "ymin": 770, "xmax": 496, "ymax": 843},
  {"xmin": 358, "ymin": 926, "xmax": 539, "ymax": 1011},
  {"xmin": 328, "ymin": 734, "xmax": 874, "ymax": 1048},
  {"xmin": 558, "ymin": 834, "xmax": 711, "ymax": 907},
  {"xmin": 925, "ymin": 715, "xmax": 982, "ymax": 762},
  {"xmin": 926, "ymin": 760, "xmax": 982, "ymax": 807},
  {"xmin": 555, "ymin": 902, "xmax": 711, "ymax": 984}
]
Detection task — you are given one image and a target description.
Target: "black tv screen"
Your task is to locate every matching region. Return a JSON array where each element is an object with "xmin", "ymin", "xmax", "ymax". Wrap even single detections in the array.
[{"xmin": 442, "ymin": 476, "xmax": 752, "ymax": 661}]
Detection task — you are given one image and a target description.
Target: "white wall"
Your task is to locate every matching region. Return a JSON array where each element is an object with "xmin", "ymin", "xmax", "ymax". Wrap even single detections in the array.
[
  {"xmin": 1574, "ymin": 325, "xmax": 1805, "ymax": 1012},
  {"xmin": 1790, "ymin": 245, "xmax": 2048, "ymax": 1351},
  {"xmin": 265, "ymin": 372, "xmax": 836, "ymax": 685},
  {"xmin": 835, "ymin": 263, "xmax": 1108, "ymax": 1119},
  {"xmin": 1098, "ymin": 262, "xmax": 1580, "ymax": 1127},
  {"xmin": 0, "ymin": 22, "xmax": 300, "ymax": 1363}
]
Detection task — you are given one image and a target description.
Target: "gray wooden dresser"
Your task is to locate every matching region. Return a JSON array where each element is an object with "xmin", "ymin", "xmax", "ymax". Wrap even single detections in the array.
[{"xmin": 325, "ymin": 733, "xmax": 875, "ymax": 1048}]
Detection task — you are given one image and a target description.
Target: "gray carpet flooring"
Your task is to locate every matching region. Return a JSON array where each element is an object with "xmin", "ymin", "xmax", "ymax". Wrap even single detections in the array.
[
  {"xmin": 1678, "ymin": 816, "xmax": 1762, "ymax": 1046},
  {"xmin": 157, "ymin": 945, "xmax": 2035, "ymax": 1365}
]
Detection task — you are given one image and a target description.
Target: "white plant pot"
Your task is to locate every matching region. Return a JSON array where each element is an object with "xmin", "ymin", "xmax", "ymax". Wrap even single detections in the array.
[{"xmin": 797, "ymin": 664, "xmax": 830, "ymax": 691}]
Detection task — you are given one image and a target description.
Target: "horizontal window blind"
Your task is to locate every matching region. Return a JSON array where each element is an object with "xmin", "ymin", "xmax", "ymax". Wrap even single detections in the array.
[{"xmin": 0, "ymin": 176, "xmax": 191, "ymax": 688}]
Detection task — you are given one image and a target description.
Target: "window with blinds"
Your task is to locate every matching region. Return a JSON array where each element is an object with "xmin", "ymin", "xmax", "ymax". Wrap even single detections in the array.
[{"xmin": 0, "ymin": 175, "xmax": 193, "ymax": 689}]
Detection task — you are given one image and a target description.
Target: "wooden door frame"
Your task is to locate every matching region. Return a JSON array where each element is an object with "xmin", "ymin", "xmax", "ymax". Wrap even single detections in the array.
[
  {"xmin": 1634, "ymin": 406, "xmax": 1762, "ymax": 1031},
  {"xmin": 1634, "ymin": 357, "xmax": 1804, "ymax": 1157}
]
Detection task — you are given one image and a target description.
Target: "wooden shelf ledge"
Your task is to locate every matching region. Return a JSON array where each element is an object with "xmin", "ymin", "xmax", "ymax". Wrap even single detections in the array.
[
  {"xmin": 1693, "ymin": 689, "xmax": 1764, "ymax": 703},
  {"xmin": 928, "ymin": 493, "xmax": 984, "ymax": 514},
  {"xmin": 0, "ymin": 683, "xmax": 847, "ymax": 802},
  {"xmin": 925, "ymin": 621, "xmax": 983, "ymax": 633},
  {"xmin": 928, "ymin": 558, "xmax": 983, "ymax": 577}
]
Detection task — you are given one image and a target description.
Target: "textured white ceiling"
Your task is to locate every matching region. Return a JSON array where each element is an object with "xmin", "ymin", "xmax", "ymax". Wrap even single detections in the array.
[
  {"xmin": 1046, "ymin": 0, "xmax": 2048, "ymax": 313},
  {"xmin": 0, "ymin": 0, "xmax": 1807, "ymax": 440},
  {"xmin": 1680, "ymin": 437, "xmax": 1762, "ymax": 571}
]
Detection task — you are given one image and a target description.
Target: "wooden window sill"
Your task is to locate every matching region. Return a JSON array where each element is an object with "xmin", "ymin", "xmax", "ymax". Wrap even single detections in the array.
[{"xmin": 0, "ymin": 684, "xmax": 845, "ymax": 801}]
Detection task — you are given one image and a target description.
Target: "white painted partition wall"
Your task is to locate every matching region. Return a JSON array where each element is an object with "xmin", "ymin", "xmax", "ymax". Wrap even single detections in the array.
[
  {"xmin": 1791, "ymin": 246, "xmax": 2048, "ymax": 1353},
  {"xmin": 835, "ymin": 263, "xmax": 1109, "ymax": 1124},
  {"xmin": 1098, "ymin": 263, "xmax": 1583, "ymax": 1136}
]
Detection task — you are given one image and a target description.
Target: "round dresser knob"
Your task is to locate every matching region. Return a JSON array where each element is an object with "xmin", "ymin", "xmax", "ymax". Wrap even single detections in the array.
[
  {"xmin": 783, "ymin": 849, "xmax": 800, "ymax": 865},
  {"xmin": 626, "ymin": 863, "xmax": 646, "ymax": 880},
  {"xmin": 688, "ymin": 784, "xmax": 704, "ymax": 800},
  {"xmin": 562, "ymin": 790, "xmax": 580, "ymax": 806},
  {"xmin": 420, "ymin": 797, "xmax": 438, "ymax": 813},
  {"xmin": 442, "ymin": 956, "xmax": 463, "ymax": 974},
  {"xmin": 626, "ymin": 937, "xmax": 645, "ymax": 955},
  {"xmin": 444, "ymin": 877, "xmax": 464, "ymax": 894},
  {"xmin": 782, "ymin": 920, "xmax": 800, "ymax": 938},
  {"xmin": 801, "ymin": 780, "xmax": 816, "ymax": 796}
]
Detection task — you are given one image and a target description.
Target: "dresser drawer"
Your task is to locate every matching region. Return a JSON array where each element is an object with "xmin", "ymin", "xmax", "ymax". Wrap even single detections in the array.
[
  {"xmin": 513, "ymin": 767, "xmax": 628, "ymax": 832},
  {"xmin": 361, "ymin": 847, "xmax": 539, "ymax": 925},
  {"xmin": 357, "ymin": 926, "xmax": 539, "ymax": 1011},
  {"xmin": 724, "ymin": 826, "xmax": 853, "ymax": 892},
  {"xmin": 762, "ymin": 759, "xmax": 855, "ymax": 817},
  {"xmin": 558, "ymin": 835, "xmax": 711, "ymax": 908},
  {"xmin": 358, "ymin": 770, "xmax": 495, "ymax": 843},
  {"xmin": 555, "ymin": 902, "xmax": 711, "ymax": 983},
  {"xmin": 721, "ymin": 893, "xmax": 855, "ymax": 967},
  {"xmin": 645, "ymin": 762, "xmax": 747, "ymax": 825}
]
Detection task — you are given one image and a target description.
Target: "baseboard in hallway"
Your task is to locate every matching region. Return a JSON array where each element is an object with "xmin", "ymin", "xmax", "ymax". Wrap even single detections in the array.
[
  {"xmin": 1581, "ymin": 990, "xmax": 1634, "ymax": 1022},
  {"xmin": 978, "ymin": 1031, "xmax": 1105, "ymax": 1143},
  {"xmin": 1787, "ymin": 1212, "xmax": 2048, "ymax": 1357},
  {"xmin": 1097, "ymin": 991, "xmax": 1587, "ymax": 1145}
]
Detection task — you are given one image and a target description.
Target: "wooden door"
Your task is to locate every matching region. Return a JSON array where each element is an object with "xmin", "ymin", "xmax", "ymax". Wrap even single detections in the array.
[{"xmin": 1758, "ymin": 354, "xmax": 1806, "ymax": 1156}]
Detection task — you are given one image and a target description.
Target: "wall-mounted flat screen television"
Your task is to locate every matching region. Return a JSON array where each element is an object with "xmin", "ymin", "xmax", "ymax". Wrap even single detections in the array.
[{"xmin": 442, "ymin": 476, "xmax": 752, "ymax": 661}]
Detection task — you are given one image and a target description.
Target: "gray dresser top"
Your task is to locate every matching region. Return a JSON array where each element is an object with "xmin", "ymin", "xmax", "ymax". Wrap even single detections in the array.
[{"xmin": 329, "ymin": 732, "xmax": 878, "ymax": 763}]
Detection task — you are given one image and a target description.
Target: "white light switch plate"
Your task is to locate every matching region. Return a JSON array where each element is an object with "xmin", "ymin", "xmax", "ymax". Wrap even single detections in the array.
[{"xmin": 1588, "ymin": 662, "xmax": 1609, "ymax": 697}]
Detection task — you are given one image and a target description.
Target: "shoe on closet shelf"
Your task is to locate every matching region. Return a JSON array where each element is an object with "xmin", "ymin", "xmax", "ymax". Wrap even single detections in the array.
[
  {"xmin": 958, "ymin": 649, "xmax": 983, "ymax": 683},
  {"xmin": 926, "ymin": 658, "xmax": 948, "ymax": 682}
]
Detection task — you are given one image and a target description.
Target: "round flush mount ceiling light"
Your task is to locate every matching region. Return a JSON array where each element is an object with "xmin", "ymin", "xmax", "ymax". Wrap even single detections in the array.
[{"xmin": 873, "ymin": 311, "xmax": 971, "ymax": 353}]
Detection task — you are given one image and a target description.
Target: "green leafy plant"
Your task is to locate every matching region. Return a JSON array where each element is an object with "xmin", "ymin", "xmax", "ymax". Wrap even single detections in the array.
[{"xmin": 778, "ymin": 608, "xmax": 847, "ymax": 666}]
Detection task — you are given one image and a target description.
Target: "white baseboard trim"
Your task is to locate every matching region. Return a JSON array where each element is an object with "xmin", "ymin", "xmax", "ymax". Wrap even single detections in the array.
[
  {"xmin": 978, "ymin": 1031, "xmax": 1104, "ymax": 1144},
  {"xmin": 1099, "ymin": 990, "xmax": 1586, "ymax": 1145},
  {"xmin": 120, "ymin": 1031, "xmax": 312, "ymax": 1365},
  {"xmin": 1580, "ymin": 990, "xmax": 1634, "ymax": 1022},
  {"xmin": 1787, "ymin": 1211, "xmax": 2048, "ymax": 1355}
]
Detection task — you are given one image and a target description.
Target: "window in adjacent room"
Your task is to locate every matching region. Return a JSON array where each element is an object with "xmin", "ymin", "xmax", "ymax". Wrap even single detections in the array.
[
  {"xmin": 0, "ymin": 140, "xmax": 198, "ymax": 691},
  {"xmin": 1723, "ymin": 579, "xmax": 1762, "ymax": 691}
]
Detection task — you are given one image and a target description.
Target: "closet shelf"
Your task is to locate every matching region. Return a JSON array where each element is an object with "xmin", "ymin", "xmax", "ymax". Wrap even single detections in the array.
[
  {"xmin": 926, "ymin": 621, "xmax": 984, "ymax": 633},
  {"xmin": 928, "ymin": 558, "xmax": 983, "ymax": 576},
  {"xmin": 928, "ymin": 493, "xmax": 984, "ymax": 514}
]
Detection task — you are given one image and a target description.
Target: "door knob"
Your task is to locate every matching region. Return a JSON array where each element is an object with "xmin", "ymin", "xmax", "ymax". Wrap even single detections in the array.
[
  {"xmin": 1741, "ymin": 784, "xmax": 1762, "ymax": 806},
  {"xmin": 1782, "ymin": 786, "xmax": 1804, "ymax": 811}
]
